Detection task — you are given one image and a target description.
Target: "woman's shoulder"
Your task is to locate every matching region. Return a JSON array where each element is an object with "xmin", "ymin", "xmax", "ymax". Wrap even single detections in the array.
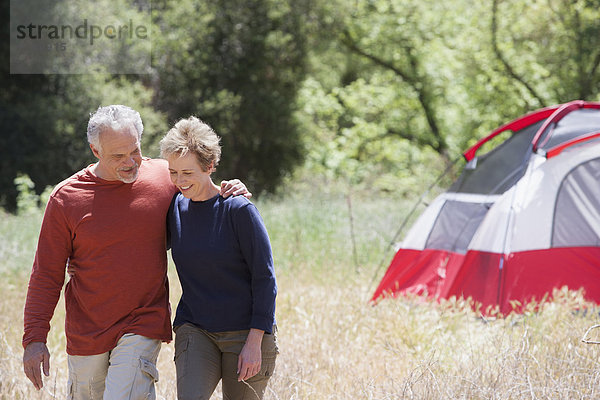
[
  {"xmin": 169, "ymin": 192, "xmax": 190, "ymax": 212},
  {"xmin": 221, "ymin": 194, "xmax": 253, "ymax": 207}
]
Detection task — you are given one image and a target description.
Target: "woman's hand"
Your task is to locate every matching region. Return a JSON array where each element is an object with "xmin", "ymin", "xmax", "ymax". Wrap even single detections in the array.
[{"xmin": 237, "ymin": 328, "xmax": 264, "ymax": 381}]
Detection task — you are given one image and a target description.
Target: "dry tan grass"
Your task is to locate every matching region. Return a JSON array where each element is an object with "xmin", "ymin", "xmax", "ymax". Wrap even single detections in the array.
[
  {"xmin": 4, "ymin": 270, "xmax": 600, "ymax": 399},
  {"xmin": 3, "ymin": 200, "xmax": 600, "ymax": 399},
  {"xmin": 269, "ymin": 280, "xmax": 600, "ymax": 400}
]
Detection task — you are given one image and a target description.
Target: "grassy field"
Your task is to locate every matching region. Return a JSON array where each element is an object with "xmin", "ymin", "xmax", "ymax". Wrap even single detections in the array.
[{"xmin": 2, "ymin": 190, "xmax": 600, "ymax": 399}]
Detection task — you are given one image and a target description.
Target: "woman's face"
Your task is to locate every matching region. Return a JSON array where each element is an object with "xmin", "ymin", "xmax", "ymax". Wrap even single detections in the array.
[{"xmin": 167, "ymin": 152, "xmax": 212, "ymax": 201}]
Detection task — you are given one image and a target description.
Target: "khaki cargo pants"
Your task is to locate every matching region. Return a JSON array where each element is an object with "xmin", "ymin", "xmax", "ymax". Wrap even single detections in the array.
[
  {"xmin": 67, "ymin": 333, "xmax": 161, "ymax": 400},
  {"xmin": 174, "ymin": 323, "xmax": 278, "ymax": 400}
]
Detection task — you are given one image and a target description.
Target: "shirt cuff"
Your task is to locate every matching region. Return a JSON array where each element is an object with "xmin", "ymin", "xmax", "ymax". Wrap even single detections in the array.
[{"xmin": 250, "ymin": 315, "xmax": 274, "ymax": 334}]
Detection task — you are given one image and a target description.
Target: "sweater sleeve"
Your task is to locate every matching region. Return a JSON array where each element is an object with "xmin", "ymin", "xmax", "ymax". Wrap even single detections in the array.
[
  {"xmin": 23, "ymin": 195, "xmax": 71, "ymax": 349},
  {"xmin": 233, "ymin": 203, "xmax": 277, "ymax": 333},
  {"xmin": 166, "ymin": 193, "xmax": 178, "ymax": 251}
]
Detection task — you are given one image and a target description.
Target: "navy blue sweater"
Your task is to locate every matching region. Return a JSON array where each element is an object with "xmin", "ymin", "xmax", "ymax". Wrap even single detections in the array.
[{"xmin": 167, "ymin": 193, "xmax": 277, "ymax": 334}]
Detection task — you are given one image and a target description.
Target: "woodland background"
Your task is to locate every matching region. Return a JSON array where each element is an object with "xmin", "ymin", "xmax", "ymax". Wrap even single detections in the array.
[
  {"xmin": 3, "ymin": 0, "xmax": 600, "ymax": 210},
  {"xmin": 4, "ymin": 1, "xmax": 600, "ymax": 399}
]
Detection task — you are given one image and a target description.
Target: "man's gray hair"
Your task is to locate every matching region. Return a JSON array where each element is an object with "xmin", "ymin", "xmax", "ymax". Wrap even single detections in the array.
[{"xmin": 87, "ymin": 105, "xmax": 144, "ymax": 151}]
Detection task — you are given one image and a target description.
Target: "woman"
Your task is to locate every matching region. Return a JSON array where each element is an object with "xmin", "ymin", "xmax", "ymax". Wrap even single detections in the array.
[{"xmin": 160, "ymin": 116, "xmax": 278, "ymax": 400}]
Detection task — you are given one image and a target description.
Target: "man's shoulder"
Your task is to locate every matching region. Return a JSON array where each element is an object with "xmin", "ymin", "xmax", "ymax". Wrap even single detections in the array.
[
  {"xmin": 137, "ymin": 158, "xmax": 178, "ymax": 201},
  {"xmin": 49, "ymin": 167, "xmax": 92, "ymax": 198},
  {"xmin": 141, "ymin": 157, "xmax": 168, "ymax": 168},
  {"xmin": 139, "ymin": 158, "xmax": 171, "ymax": 183}
]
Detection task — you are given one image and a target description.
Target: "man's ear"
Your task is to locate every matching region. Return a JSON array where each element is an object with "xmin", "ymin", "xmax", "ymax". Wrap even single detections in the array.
[{"xmin": 90, "ymin": 143, "xmax": 101, "ymax": 159}]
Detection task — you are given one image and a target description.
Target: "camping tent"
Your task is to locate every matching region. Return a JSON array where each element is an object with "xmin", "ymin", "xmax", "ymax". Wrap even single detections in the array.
[{"xmin": 371, "ymin": 100, "xmax": 600, "ymax": 314}]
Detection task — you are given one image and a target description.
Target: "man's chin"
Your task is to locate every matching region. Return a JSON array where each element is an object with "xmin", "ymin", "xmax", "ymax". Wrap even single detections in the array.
[{"xmin": 117, "ymin": 170, "xmax": 139, "ymax": 184}]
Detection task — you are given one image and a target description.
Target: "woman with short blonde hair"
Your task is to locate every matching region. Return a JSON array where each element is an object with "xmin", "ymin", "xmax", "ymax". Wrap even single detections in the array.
[
  {"xmin": 160, "ymin": 116, "xmax": 278, "ymax": 400},
  {"xmin": 160, "ymin": 116, "xmax": 221, "ymax": 172}
]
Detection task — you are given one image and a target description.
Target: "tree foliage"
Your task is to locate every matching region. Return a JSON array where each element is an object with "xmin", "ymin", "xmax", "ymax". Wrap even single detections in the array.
[
  {"xmin": 3, "ymin": 0, "xmax": 600, "ymax": 210},
  {"xmin": 296, "ymin": 0, "xmax": 466, "ymax": 193},
  {"xmin": 1, "ymin": 0, "xmax": 164, "ymax": 211},
  {"xmin": 296, "ymin": 0, "xmax": 600, "ymax": 195},
  {"xmin": 491, "ymin": 0, "xmax": 600, "ymax": 103},
  {"xmin": 153, "ymin": 0, "xmax": 309, "ymax": 193}
]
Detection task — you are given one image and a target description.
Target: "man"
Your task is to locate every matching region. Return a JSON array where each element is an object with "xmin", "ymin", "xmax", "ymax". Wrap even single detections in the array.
[{"xmin": 22, "ymin": 105, "xmax": 248, "ymax": 399}]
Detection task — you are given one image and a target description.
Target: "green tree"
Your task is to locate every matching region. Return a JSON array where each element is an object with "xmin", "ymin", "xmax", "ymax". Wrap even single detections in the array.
[
  {"xmin": 491, "ymin": 0, "xmax": 600, "ymax": 104},
  {"xmin": 296, "ymin": 0, "xmax": 600, "ymax": 197},
  {"xmin": 153, "ymin": 0, "xmax": 309, "ymax": 194},
  {"xmin": 296, "ymin": 0, "xmax": 466, "ymax": 195},
  {"xmin": 1, "ymin": 0, "xmax": 166, "ymax": 211}
]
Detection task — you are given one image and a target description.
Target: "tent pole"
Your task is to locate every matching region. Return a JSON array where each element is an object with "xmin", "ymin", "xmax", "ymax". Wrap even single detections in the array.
[
  {"xmin": 366, "ymin": 156, "xmax": 463, "ymax": 301},
  {"xmin": 496, "ymin": 256, "xmax": 505, "ymax": 311}
]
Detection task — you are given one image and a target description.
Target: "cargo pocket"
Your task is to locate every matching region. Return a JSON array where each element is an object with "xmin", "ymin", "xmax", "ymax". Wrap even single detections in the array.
[
  {"xmin": 130, "ymin": 357, "xmax": 159, "ymax": 400},
  {"xmin": 67, "ymin": 373, "xmax": 105, "ymax": 400},
  {"xmin": 259, "ymin": 328, "xmax": 279, "ymax": 378},
  {"xmin": 260, "ymin": 354, "xmax": 277, "ymax": 378},
  {"xmin": 140, "ymin": 357, "xmax": 159, "ymax": 383},
  {"xmin": 66, "ymin": 379, "xmax": 74, "ymax": 400}
]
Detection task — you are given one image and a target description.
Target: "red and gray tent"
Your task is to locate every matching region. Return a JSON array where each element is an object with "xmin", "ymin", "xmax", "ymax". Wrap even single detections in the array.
[{"xmin": 372, "ymin": 100, "xmax": 600, "ymax": 314}]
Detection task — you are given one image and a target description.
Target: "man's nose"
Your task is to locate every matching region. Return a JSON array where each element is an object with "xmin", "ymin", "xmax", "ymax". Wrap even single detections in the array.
[{"xmin": 123, "ymin": 156, "xmax": 136, "ymax": 167}]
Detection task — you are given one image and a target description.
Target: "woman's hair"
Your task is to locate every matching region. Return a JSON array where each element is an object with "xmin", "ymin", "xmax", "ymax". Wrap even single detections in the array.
[
  {"xmin": 160, "ymin": 116, "xmax": 221, "ymax": 171},
  {"xmin": 87, "ymin": 105, "xmax": 143, "ymax": 152}
]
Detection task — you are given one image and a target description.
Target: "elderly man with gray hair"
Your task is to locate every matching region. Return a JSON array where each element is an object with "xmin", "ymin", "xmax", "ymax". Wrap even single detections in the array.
[{"xmin": 22, "ymin": 105, "xmax": 249, "ymax": 400}]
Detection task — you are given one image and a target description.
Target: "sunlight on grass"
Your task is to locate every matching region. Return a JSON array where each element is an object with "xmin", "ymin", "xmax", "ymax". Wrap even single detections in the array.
[{"xmin": 2, "ymin": 194, "xmax": 600, "ymax": 399}]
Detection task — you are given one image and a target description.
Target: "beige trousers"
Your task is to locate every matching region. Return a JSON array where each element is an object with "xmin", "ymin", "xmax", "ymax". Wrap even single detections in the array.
[{"xmin": 66, "ymin": 333, "xmax": 161, "ymax": 400}]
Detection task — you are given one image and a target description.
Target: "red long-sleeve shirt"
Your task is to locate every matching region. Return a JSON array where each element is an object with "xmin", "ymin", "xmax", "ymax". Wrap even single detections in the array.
[{"xmin": 23, "ymin": 158, "xmax": 178, "ymax": 355}]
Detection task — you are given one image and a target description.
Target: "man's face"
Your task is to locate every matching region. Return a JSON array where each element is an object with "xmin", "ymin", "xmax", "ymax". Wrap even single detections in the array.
[{"xmin": 90, "ymin": 126, "xmax": 143, "ymax": 183}]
